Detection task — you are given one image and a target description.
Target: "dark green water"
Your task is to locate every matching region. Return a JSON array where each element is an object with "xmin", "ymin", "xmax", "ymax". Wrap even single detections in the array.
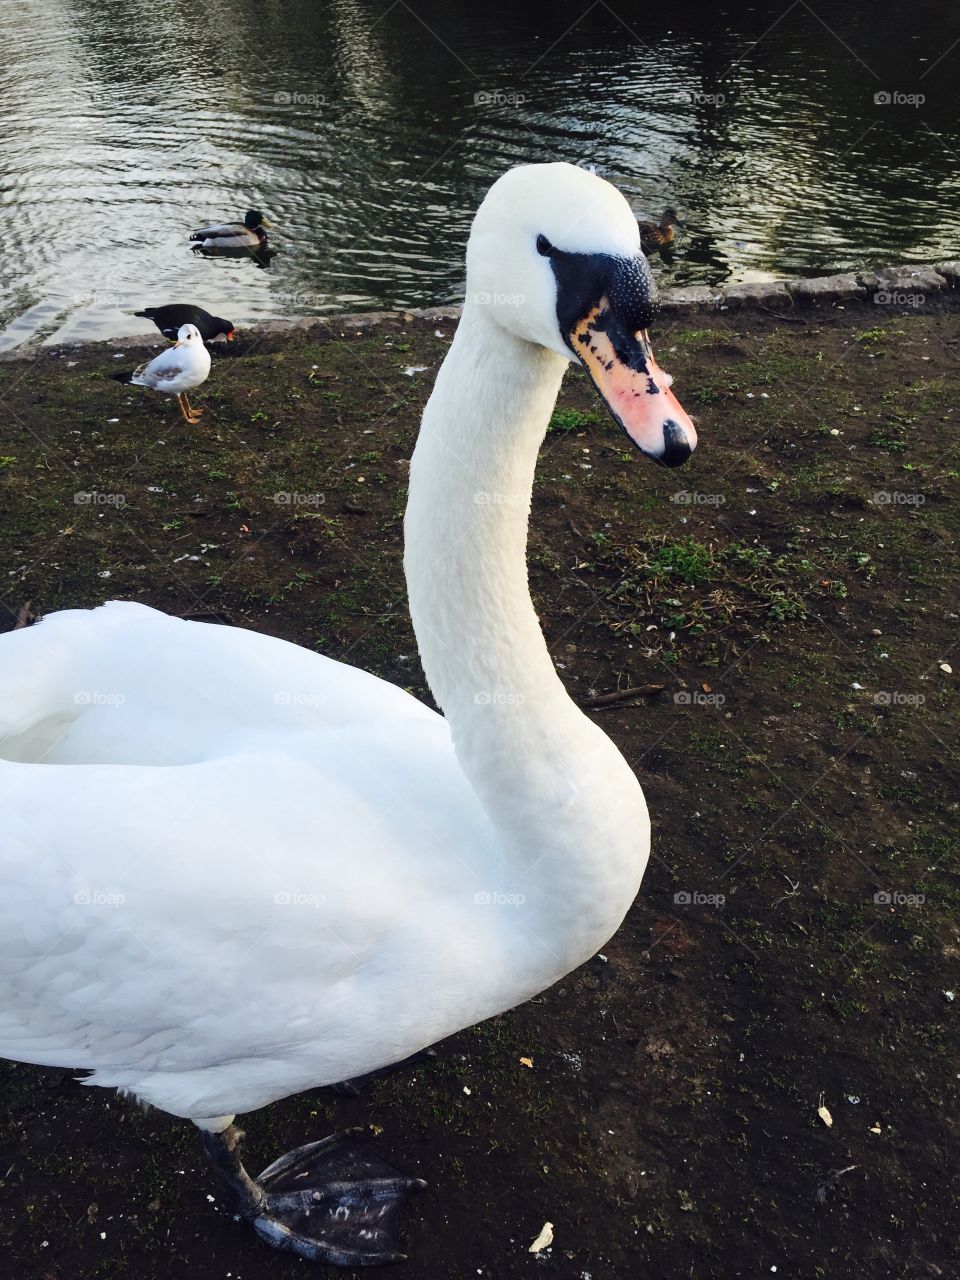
[{"xmin": 1, "ymin": 0, "xmax": 957, "ymax": 349}]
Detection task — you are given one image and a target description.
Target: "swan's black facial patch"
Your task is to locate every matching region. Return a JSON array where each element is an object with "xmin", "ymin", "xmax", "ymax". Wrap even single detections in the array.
[
  {"xmin": 548, "ymin": 250, "xmax": 659, "ymax": 350},
  {"xmin": 588, "ymin": 306, "xmax": 656, "ymax": 375},
  {"xmin": 560, "ymin": 254, "xmax": 697, "ymax": 466}
]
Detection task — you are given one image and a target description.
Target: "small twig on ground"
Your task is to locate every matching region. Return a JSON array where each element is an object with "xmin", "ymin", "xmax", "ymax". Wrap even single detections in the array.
[
  {"xmin": 816, "ymin": 1165, "xmax": 859, "ymax": 1204},
  {"xmin": 773, "ymin": 872, "xmax": 801, "ymax": 906},
  {"xmin": 580, "ymin": 684, "xmax": 665, "ymax": 708}
]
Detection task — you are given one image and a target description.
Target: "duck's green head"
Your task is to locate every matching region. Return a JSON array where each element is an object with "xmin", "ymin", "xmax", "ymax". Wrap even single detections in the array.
[{"xmin": 244, "ymin": 209, "xmax": 272, "ymax": 230}]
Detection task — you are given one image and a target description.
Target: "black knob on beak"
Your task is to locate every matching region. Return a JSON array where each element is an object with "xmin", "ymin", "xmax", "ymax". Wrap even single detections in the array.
[{"xmin": 659, "ymin": 421, "xmax": 693, "ymax": 468}]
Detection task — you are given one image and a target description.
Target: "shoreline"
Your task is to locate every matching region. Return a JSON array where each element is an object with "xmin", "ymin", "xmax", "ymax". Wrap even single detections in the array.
[{"xmin": 2, "ymin": 260, "xmax": 957, "ymax": 361}]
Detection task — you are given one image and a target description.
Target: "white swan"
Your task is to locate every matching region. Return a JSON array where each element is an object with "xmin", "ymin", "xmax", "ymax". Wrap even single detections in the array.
[{"xmin": 0, "ymin": 162, "xmax": 697, "ymax": 1266}]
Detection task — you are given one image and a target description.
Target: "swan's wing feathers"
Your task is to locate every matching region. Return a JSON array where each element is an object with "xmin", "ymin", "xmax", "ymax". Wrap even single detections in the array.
[
  {"xmin": 0, "ymin": 603, "xmax": 494, "ymax": 1103},
  {"xmin": 0, "ymin": 746, "xmax": 471, "ymax": 1077},
  {"xmin": 0, "ymin": 602, "xmax": 174, "ymax": 751},
  {"xmin": 0, "ymin": 602, "xmax": 435, "ymax": 765}
]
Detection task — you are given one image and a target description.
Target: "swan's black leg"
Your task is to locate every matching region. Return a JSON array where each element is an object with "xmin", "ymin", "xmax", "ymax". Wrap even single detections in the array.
[
  {"xmin": 201, "ymin": 1124, "xmax": 267, "ymax": 1218},
  {"xmin": 200, "ymin": 1124, "xmax": 425, "ymax": 1266}
]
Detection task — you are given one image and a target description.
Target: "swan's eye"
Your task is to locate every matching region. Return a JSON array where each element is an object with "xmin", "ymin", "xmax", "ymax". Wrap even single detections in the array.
[{"xmin": 536, "ymin": 234, "xmax": 554, "ymax": 257}]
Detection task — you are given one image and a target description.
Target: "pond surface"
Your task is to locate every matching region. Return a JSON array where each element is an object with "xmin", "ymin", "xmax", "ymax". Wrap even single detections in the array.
[{"xmin": 1, "ymin": 0, "xmax": 957, "ymax": 349}]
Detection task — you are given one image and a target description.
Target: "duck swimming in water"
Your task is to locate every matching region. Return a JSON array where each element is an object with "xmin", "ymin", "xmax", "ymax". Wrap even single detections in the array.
[
  {"xmin": 190, "ymin": 209, "xmax": 271, "ymax": 251},
  {"xmin": 637, "ymin": 207, "xmax": 684, "ymax": 256}
]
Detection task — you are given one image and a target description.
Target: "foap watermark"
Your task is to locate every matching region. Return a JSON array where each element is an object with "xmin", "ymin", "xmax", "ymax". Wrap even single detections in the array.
[
  {"xmin": 671, "ymin": 490, "xmax": 726, "ymax": 507},
  {"xmin": 874, "ymin": 291, "xmax": 925, "ymax": 308},
  {"xmin": 674, "ymin": 690, "xmax": 726, "ymax": 708},
  {"xmin": 75, "ymin": 491, "xmax": 126, "ymax": 508},
  {"xmin": 474, "ymin": 891, "xmax": 526, "ymax": 907},
  {"xmin": 674, "ymin": 890, "xmax": 725, "ymax": 906},
  {"xmin": 473, "ymin": 89, "xmax": 526, "ymax": 107},
  {"xmin": 474, "ymin": 690, "xmax": 526, "ymax": 706},
  {"xmin": 273, "ymin": 90, "xmax": 326, "ymax": 108},
  {"xmin": 872, "ymin": 490, "xmax": 925, "ymax": 506},
  {"xmin": 473, "ymin": 490, "xmax": 525, "ymax": 506},
  {"xmin": 874, "ymin": 889, "xmax": 925, "ymax": 906},
  {"xmin": 874, "ymin": 90, "xmax": 925, "ymax": 107},
  {"xmin": 275, "ymin": 691, "xmax": 325, "ymax": 708},
  {"xmin": 273, "ymin": 491, "xmax": 326, "ymax": 507},
  {"xmin": 74, "ymin": 690, "xmax": 125, "ymax": 707},
  {"xmin": 74, "ymin": 889, "xmax": 125, "ymax": 907},
  {"xmin": 873, "ymin": 691, "xmax": 926, "ymax": 707},
  {"xmin": 470, "ymin": 290, "xmax": 526, "ymax": 308},
  {"xmin": 274, "ymin": 290, "xmax": 326, "ymax": 309},
  {"xmin": 274, "ymin": 890, "xmax": 326, "ymax": 907},
  {"xmin": 73, "ymin": 290, "xmax": 127, "ymax": 308}
]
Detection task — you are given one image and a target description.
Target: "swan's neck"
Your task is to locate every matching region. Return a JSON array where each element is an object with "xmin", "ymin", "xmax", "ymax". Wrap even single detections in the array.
[
  {"xmin": 406, "ymin": 305, "xmax": 569, "ymax": 727},
  {"xmin": 404, "ymin": 304, "xmax": 649, "ymax": 962}
]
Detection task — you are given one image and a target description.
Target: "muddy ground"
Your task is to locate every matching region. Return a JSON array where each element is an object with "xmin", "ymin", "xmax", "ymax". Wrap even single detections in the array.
[{"xmin": 0, "ymin": 297, "xmax": 957, "ymax": 1280}]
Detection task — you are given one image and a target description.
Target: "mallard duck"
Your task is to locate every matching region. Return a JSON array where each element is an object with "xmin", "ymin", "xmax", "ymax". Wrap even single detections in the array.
[
  {"xmin": 0, "ymin": 163, "xmax": 696, "ymax": 1266},
  {"xmin": 189, "ymin": 209, "xmax": 271, "ymax": 250},
  {"xmin": 134, "ymin": 304, "xmax": 236, "ymax": 345},
  {"xmin": 637, "ymin": 206, "xmax": 684, "ymax": 255},
  {"xmin": 111, "ymin": 323, "xmax": 211, "ymax": 423}
]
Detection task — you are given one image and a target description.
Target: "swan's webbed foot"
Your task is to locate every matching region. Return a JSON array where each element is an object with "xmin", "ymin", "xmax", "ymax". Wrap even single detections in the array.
[{"xmin": 201, "ymin": 1124, "xmax": 425, "ymax": 1267}]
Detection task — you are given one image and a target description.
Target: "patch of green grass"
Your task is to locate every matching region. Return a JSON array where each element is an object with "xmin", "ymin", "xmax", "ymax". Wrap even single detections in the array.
[
  {"xmin": 549, "ymin": 406, "xmax": 601, "ymax": 433},
  {"xmin": 587, "ymin": 534, "xmax": 812, "ymax": 645},
  {"xmin": 672, "ymin": 328, "xmax": 733, "ymax": 347},
  {"xmin": 647, "ymin": 537, "xmax": 717, "ymax": 585},
  {"xmin": 856, "ymin": 324, "xmax": 906, "ymax": 347},
  {"xmin": 868, "ymin": 430, "xmax": 907, "ymax": 451}
]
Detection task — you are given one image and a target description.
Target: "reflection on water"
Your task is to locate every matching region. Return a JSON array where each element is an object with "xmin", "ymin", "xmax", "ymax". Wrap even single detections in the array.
[{"xmin": 1, "ymin": 0, "xmax": 957, "ymax": 349}]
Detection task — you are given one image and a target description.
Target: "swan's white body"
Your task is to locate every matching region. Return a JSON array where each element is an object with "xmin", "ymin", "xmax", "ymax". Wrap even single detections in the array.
[{"xmin": 0, "ymin": 164, "xmax": 669, "ymax": 1130}]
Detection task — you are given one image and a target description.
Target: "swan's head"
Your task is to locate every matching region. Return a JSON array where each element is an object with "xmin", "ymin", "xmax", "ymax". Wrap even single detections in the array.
[{"xmin": 466, "ymin": 163, "xmax": 696, "ymax": 467}]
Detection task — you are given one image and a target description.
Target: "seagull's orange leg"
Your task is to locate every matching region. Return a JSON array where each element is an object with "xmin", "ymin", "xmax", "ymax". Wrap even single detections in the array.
[
  {"xmin": 177, "ymin": 393, "xmax": 195, "ymax": 423},
  {"xmin": 179, "ymin": 393, "xmax": 205, "ymax": 424}
]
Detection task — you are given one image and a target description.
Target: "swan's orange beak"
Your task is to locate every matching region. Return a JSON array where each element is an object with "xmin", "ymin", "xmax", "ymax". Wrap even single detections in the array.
[{"xmin": 570, "ymin": 302, "xmax": 697, "ymax": 467}]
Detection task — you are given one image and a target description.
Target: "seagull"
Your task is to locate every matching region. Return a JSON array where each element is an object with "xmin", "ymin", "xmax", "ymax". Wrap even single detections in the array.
[{"xmin": 112, "ymin": 324, "xmax": 211, "ymax": 424}]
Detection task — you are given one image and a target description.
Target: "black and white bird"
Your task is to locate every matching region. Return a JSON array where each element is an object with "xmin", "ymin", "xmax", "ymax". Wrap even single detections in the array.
[
  {"xmin": 112, "ymin": 324, "xmax": 211, "ymax": 424},
  {"xmin": 133, "ymin": 304, "xmax": 236, "ymax": 346}
]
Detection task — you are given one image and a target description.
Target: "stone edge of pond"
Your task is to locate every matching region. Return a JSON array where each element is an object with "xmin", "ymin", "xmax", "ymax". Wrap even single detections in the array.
[{"xmin": 4, "ymin": 260, "xmax": 959, "ymax": 363}]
